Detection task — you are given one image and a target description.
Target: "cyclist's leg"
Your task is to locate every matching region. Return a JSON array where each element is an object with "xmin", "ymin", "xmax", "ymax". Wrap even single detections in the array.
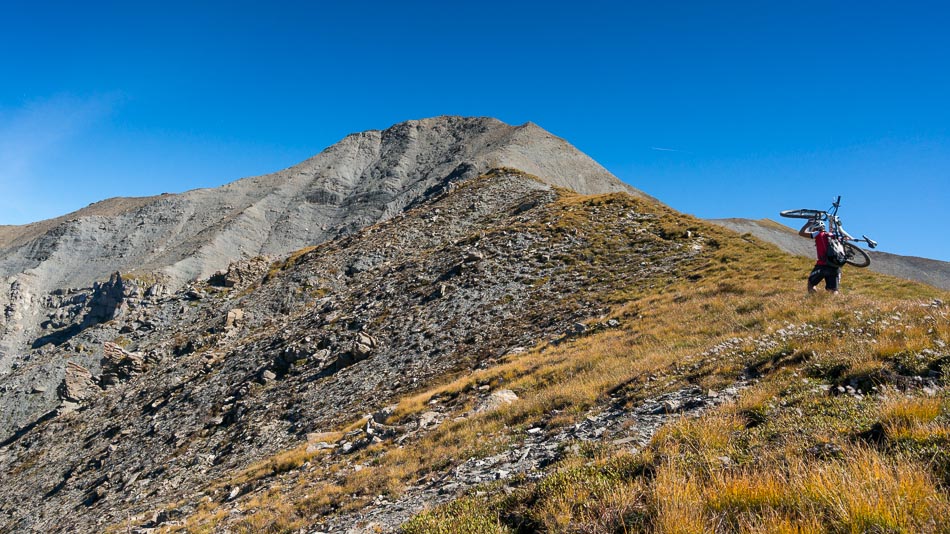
[
  {"xmin": 807, "ymin": 266, "xmax": 823, "ymax": 293},
  {"xmin": 825, "ymin": 267, "xmax": 840, "ymax": 294}
]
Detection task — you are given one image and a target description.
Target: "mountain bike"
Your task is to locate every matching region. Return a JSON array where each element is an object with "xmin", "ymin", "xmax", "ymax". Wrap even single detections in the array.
[{"xmin": 780, "ymin": 196, "xmax": 877, "ymax": 268}]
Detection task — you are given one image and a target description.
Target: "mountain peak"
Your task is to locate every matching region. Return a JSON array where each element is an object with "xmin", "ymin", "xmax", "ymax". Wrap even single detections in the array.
[{"xmin": 0, "ymin": 117, "xmax": 644, "ymax": 367}]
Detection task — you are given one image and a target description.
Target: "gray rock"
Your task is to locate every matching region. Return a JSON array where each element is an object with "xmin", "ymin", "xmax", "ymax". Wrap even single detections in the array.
[
  {"xmin": 260, "ymin": 369, "xmax": 277, "ymax": 383},
  {"xmin": 99, "ymin": 342, "xmax": 146, "ymax": 387},
  {"xmin": 225, "ymin": 308, "xmax": 244, "ymax": 330},
  {"xmin": 662, "ymin": 399, "xmax": 682, "ymax": 413},
  {"xmin": 477, "ymin": 389, "xmax": 519, "ymax": 413},
  {"xmin": 356, "ymin": 333, "xmax": 378, "ymax": 349},
  {"xmin": 417, "ymin": 411, "xmax": 441, "ymax": 430},
  {"xmin": 145, "ymin": 283, "xmax": 166, "ymax": 297},
  {"xmin": 57, "ymin": 362, "xmax": 100, "ymax": 403},
  {"xmin": 184, "ymin": 289, "xmax": 203, "ymax": 301},
  {"xmin": 464, "ymin": 250, "xmax": 485, "ymax": 262},
  {"xmin": 352, "ymin": 343, "xmax": 373, "ymax": 360},
  {"xmin": 372, "ymin": 405, "xmax": 397, "ymax": 424},
  {"xmin": 56, "ymin": 400, "xmax": 80, "ymax": 415}
]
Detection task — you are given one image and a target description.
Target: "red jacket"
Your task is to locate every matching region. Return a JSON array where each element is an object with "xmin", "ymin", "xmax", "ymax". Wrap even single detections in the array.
[{"xmin": 813, "ymin": 231, "xmax": 831, "ymax": 266}]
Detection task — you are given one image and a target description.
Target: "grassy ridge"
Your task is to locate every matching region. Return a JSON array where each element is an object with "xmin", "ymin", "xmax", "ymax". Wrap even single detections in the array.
[
  {"xmin": 150, "ymin": 187, "xmax": 949, "ymax": 533},
  {"xmin": 405, "ymin": 239, "xmax": 950, "ymax": 532}
]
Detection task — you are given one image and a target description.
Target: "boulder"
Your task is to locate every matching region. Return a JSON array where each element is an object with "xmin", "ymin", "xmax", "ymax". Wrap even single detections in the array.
[
  {"xmin": 476, "ymin": 389, "xmax": 519, "ymax": 413},
  {"xmin": 145, "ymin": 283, "xmax": 167, "ymax": 298},
  {"xmin": 99, "ymin": 342, "xmax": 145, "ymax": 387},
  {"xmin": 58, "ymin": 362, "xmax": 100, "ymax": 403},
  {"xmin": 372, "ymin": 405, "xmax": 397, "ymax": 424},
  {"xmin": 209, "ymin": 257, "xmax": 272, "ymax": 288},
  {"xmin": 259, "ymin": 369, "xmax": 277, "ymax": 383},
  {"xmin": 225, "ymin": 308, "xmax": 244, "ymax": 330},
  {"xmin": 350, "ymin": 332, "xmax": 379, "ymax": 361},
  {"xmin": 417, "ymin": 411, "xmax": 442, "ymax": 429},
  {"xmin": 464, "ymin": 250, "xmax": 485, "ymax": 262}
]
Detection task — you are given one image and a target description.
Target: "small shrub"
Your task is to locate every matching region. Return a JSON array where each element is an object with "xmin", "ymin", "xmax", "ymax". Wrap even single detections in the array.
[{"xmin": 402, "ymin": 497, "xmax": 510, "ymax": 534}]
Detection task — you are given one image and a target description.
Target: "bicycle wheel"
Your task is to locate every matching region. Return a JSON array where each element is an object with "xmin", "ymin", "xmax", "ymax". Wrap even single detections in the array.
[
  {"xmin": 844, "ymin": 243, "xmax": 871, "ymax": 268},
  {"xmin": 780, "ymin": 209, "xmax": 824, "ymax": 219}
]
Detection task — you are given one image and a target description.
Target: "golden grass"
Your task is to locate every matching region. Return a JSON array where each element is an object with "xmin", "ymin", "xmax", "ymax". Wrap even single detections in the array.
[
  {"xmin": 522, "ymin": 449, "xmax": 648, "ymax": 532},
  {"xmin": 722, "ymin": 380, "xmax": 783, "ymax": 428},
  {"xmin": 222, "ymin": 444, "xmax": 326, "ymax": 489},
  {"xmin": 652, "ymin": 457, "xmax": 711, "ymax": 534},
  {"xmin": 653, "ymin": 413, "xmax": 744, "ymax": 464},
  {"xmin": 879, "ymin": 394, "xmax": 950, "ymax": 443},
  {"xmin": 795, "ymin": 447, "xmax": 945, "ymax": 532},
  {"xmin": 709, "ymin": 457, "xmax": 934, "ymax": 531},
  {"xmin": 231, "ymin": 489, "xmax": 304, "ymax": 534},
  {"xmin": 646, "ymin": 435, "xmax": 950, "ymax": 533}
]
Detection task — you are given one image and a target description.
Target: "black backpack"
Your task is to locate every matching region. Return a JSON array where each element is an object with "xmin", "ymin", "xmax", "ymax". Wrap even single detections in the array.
[{"xmin": 825, "ymin": 235, "xmax": 847, "ymax": 267}]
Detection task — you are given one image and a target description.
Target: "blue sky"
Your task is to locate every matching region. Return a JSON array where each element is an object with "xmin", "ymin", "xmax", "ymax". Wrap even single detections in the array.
[{"xmin": 1, "ymin": 1, "xmax": 948, "ymax": 260}]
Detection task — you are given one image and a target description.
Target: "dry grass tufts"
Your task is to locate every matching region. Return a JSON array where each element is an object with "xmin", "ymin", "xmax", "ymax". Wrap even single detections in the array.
[
  {"xmin": 879, "ymin": 394, "xmax": 950, "ymax": 443},
  {"xmin": 231, "ymin": 490, "xmax": 304, "ymax": 534},
  {"xmin": 653, "ymin": 444, "xmax": 950, "ymax": 533},
  {"xmin": 654, "ymin": 413, "xmax": 745, "ymax": 459},
  {"xmin": 651, "ymin": 458, "xmax": 711, "ymax": 534},
  {"xmin": 796, "ymin": 447, "xmax": 946, "ymax": 532}
]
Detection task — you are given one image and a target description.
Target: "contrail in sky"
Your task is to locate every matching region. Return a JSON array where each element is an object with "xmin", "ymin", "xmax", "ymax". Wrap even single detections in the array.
[{"xmin": 650, "ymin": 146, "xmax": 690, "ymax": 153}]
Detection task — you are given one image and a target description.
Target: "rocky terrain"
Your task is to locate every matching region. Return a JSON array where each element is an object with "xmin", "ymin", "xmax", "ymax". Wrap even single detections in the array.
[
  {"xmin": 0, "ymin": 116, "xmax": 646, "ymax": 373},
  {"xmin": 0, "ymin": 165, "xmax": 696, "ymax": 532},
  {"xmin": 0, "ymin": 116, "xmax": 647, "ymax": 441},
  {"xmin": 711, "ymin": 217, "xmax": 950, "ymax": 290},
  {"xmin": 1, "ymin": 118, "xmax": 948, "ymax": 533}
]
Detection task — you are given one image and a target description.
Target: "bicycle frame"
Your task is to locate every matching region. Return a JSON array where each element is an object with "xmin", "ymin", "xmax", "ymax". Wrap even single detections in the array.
[
  {"xmin": 779, "ymin": 196, "xmax": 878, "ymax": 268},
  {"xmin": 809, "ymin": 196, "xmax": 877, "ymax": 249}
]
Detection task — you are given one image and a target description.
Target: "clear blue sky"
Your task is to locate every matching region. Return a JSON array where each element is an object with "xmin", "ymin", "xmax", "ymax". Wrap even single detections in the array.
[{"xmin": 2, "ymin": 1, "xmax": 948, "ymax": 260}]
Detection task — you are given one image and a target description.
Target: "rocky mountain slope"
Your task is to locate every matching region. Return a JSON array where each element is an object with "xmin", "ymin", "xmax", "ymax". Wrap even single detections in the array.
[
  {"xmin": 711, "ymin": 218, "xmax": 950, "ymax": 290},
  {"xmin": 0, "ymin": 168, "xmax": 701, "ymax": 532},
  {"xmin": 0, "ymin": 116, "xmax": 647, "ymax": 374},
  {"xmin": 1, "ymin": 119, "xmax": 948, "ymax": 533}
]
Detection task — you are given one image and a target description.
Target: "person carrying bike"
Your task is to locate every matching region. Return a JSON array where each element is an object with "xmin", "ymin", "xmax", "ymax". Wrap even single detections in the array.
[{"xmin": 799, "ymin": 219, "xmax": 840, "ymax": 294}]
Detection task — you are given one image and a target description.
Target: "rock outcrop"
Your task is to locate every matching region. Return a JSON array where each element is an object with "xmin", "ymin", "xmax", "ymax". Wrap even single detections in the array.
[
  {"xmin": 82, "ymin": 272, "xmax": 126, "ymax": 327},
  {"xmin": 57, "ymin": 361, "xmax": 99, "ymax": 404},
  {"xmin": 98, "ymin": 342, "xmax": 145, "ymax": 388}
]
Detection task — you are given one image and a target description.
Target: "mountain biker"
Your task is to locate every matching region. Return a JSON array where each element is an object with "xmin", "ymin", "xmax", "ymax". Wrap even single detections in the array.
[{"xmin": 799, "ymin": 219, "xmax": 840, "ymax": 294}]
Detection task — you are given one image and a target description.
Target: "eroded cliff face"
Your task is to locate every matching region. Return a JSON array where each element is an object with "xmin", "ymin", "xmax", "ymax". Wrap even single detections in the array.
[
  {"xmin": 0, "ymin": 169, "xmax": 701, "ymax": 532},
  {"xmin": 0, "ymin": 116, "xmax": 642, "ymax": 373}
]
